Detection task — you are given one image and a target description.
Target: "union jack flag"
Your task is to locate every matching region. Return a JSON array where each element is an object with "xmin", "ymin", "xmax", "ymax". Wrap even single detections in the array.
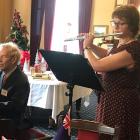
[{"xmin": 63, "ymin": 108, "xmax": 71, "ymax": 136}]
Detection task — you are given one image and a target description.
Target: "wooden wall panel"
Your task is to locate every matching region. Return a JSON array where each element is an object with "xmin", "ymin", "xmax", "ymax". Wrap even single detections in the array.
[{"xmin": 0, "ymin": 0, "xmax": 13, "ymax": 42}]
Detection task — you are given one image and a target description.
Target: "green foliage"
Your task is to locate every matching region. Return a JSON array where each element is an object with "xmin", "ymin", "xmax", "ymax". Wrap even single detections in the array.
[{"xmin": 7, "ymin": 9, "xmax": 29, "ymax": 50}]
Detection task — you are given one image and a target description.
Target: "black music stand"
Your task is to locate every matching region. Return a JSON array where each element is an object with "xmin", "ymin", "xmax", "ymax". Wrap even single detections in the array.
[{"xmin": 39, "ymin": 49, "xmax": 103, "ymax": 107}]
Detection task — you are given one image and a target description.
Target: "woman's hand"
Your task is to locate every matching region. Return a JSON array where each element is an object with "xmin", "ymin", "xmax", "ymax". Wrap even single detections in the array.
[{"xmin": 81, "ymin": 33, "xmax": 95, "ymax": 49}]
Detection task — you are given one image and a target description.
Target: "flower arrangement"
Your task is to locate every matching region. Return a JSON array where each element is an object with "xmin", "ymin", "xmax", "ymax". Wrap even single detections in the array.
[{"xmin": 6, "ymin": 9, "xmax": 29, "ymax": 51}]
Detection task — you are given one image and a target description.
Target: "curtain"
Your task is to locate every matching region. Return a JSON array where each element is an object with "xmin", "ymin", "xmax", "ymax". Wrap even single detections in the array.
[
  {"xmin": 79, "ymin": 0, "xmax": 93, "ymax": 54},
  {"xmin": 127, "ymin": 0, "xmax": 140, "ymax": 7},
  {"xmin": 30, "ymin": 0, "xmax": 45, "ymax": 66},
  {"xmin": 44, "ymin": 0, "xmax": 56, "ymax": 50}
]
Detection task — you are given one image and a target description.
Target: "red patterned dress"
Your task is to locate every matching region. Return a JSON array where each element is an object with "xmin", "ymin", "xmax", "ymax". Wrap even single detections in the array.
[{"xmin": 96, "ymin": 41, "xmax": 140, "ymax": 140}]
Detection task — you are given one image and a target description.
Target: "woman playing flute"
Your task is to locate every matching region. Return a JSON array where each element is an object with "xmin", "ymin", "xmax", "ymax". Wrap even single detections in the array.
[{"xmin": 82, "ymin": 5, "xmax": 140, "ymax": 140}]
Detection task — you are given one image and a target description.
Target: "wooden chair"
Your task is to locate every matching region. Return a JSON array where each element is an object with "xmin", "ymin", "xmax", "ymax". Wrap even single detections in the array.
[{"xmin": 71, "ymin": 119, "xmax": 120, "ymax": 140}]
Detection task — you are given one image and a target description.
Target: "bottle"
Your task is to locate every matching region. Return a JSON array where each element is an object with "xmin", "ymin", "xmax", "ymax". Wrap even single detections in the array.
[
  {"xmin": 34, "ymin": 50, "xmax": 41, "ymax": 73},
  {"xmin": 40, "ymin": 57, "xmax": 46, "ymax": 73}
]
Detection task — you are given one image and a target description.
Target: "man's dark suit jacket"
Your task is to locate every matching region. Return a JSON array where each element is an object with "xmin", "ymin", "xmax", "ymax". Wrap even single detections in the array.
[{"xmin": 0, "ymin": 66, "xmax": 30, "ymax": 127}]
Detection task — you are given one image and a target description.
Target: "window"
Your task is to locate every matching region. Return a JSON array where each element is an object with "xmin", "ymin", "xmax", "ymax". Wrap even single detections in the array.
[{"xmin": 51, "ymin": 0, "xmax": 79, "ymax": 54}]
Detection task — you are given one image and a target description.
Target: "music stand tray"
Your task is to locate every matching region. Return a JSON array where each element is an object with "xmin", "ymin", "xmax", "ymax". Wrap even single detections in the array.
[{"xmin": 39, "ymin": 50, "xmax": 103, "ymax": 91}]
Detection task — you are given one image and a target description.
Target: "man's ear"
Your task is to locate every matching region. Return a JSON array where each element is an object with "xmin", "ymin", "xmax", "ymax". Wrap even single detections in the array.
[{"xmin": 11, "ymin": 57, "xmax": 17, "ymax": 65}]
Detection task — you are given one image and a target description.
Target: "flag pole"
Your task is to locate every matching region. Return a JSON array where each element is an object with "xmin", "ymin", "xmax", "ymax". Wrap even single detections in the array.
[
  {"xmin": 65, "ymin": 83, "xmax": 74, "ymax": 136},
  {"xmin": 65, "ymin": 83, "xmax": 74, "ymax": 108}
]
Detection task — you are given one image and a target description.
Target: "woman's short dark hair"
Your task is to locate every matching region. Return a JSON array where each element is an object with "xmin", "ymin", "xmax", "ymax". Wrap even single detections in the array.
[{"xmin": 112, "ymin": 5, "xmax": 140, "ymax": 37}]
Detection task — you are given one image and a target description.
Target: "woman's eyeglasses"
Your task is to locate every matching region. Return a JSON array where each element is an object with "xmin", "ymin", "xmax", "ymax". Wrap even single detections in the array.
[{"xmin": 110, "ymin": 20, "xmax": 127, "ymax": 27}]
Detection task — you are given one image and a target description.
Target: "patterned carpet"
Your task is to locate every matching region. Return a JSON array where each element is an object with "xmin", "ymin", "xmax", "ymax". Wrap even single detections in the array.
[{"xmin": 33, "ymin": 91, "xmax": 97, "ymax": 140}]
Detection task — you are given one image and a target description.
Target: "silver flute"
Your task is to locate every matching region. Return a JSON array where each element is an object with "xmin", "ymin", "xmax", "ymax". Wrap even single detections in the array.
[{"xmin": 64, "ymin": 32, "xmax": 123, "ymax": 42}]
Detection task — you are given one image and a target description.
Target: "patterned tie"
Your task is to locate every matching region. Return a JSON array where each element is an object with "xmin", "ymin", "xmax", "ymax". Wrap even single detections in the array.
[{"xmin": 2, "ymin": 74, "xmax": 7, "ymax": 86}]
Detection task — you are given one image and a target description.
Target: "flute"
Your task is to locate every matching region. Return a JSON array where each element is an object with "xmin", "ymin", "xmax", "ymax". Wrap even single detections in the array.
[{"xmin": 64, "ymin": 32, "xmax": 123, "ymax": 42}]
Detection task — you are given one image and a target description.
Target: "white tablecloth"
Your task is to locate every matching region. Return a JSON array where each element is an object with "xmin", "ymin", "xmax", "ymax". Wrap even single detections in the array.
[{"xmin": 27, "ymin": 72, "xmax": 92, "ymax": 121}]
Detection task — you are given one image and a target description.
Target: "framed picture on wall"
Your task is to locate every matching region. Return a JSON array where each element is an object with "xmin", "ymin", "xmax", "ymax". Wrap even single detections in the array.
[
  {"xmin": 93, "ymin": 25, "xmax": 108, "ymax": 36},
  {"xmin": 115, "ymin": 0, "xmax": 127, "ymax": 7}
]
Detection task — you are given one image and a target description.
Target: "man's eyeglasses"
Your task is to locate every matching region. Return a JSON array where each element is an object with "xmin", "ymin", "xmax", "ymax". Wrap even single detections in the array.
[{"xmin": 110, "ymin": 20, "xmax": 127, "ymax": 27}]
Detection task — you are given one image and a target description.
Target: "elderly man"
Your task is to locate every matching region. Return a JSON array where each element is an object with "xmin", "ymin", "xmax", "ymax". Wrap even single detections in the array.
[{"xmin": 0, "ymin": 42, "xmax": 30, "ymax": 129}]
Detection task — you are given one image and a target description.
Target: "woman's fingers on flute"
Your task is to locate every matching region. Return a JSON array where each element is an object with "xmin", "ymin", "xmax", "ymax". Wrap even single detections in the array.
[{"xmin": 84, "ymin": 33, "xmax": 95, "ymax": 39}]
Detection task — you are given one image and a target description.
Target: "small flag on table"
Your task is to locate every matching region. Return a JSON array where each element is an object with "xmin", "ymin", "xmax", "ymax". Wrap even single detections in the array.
[{"xmin": 54, "ymin": 108, "xmax": 71, "ymax": 140}]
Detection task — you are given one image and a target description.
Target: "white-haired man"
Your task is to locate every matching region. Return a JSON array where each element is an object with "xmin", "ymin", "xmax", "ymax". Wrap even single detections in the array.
[{"xmin": 0, "ymin": 42, "xmax": 30, "ymax": 130}]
